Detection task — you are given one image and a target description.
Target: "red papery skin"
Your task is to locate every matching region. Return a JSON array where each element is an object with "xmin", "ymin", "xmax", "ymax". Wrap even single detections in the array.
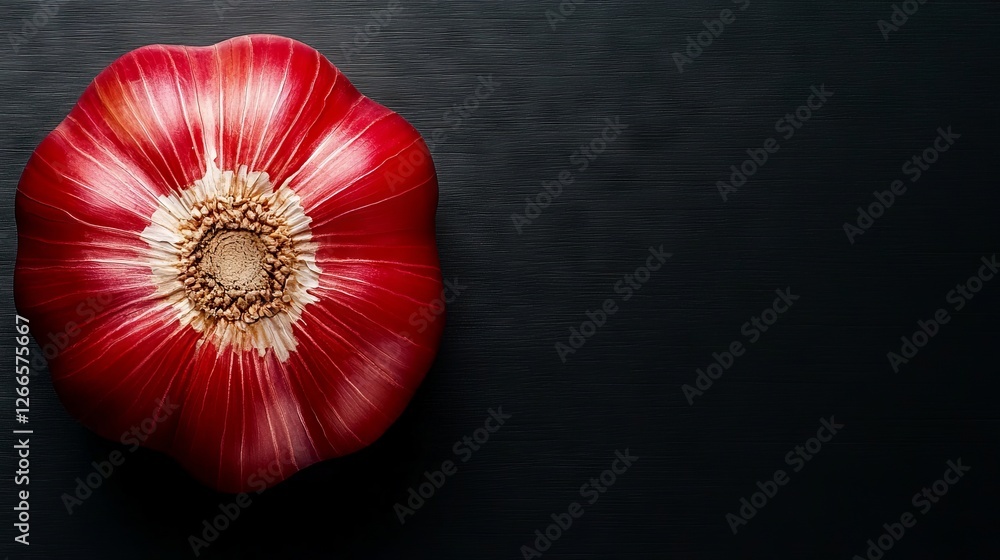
[{"xmin": 14, "ymin": 35, "xmax": 444, "ymax": 493}]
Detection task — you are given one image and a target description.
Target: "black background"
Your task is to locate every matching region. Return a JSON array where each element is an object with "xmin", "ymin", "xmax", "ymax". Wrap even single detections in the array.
[{"xmin": 1, "ymin": 1, "xmax": 999, "ymax": 559}]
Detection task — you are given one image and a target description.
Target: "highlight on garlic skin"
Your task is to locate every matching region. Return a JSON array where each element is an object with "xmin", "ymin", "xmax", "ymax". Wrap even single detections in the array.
[{"xmin": 14, "ymin": 34, "xmax": 445, "ymax": 493}]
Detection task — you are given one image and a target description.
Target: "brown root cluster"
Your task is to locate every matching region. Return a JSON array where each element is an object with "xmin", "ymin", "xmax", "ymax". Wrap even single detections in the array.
[{"xmin": 177, "ymin": 195, "xmax": 298, "ymax": 324}]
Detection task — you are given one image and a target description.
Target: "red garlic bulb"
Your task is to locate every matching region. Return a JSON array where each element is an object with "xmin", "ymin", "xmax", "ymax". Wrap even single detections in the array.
[{"xmin": 14, "ymin": 34, "xmax": 444, "ymax": 492}]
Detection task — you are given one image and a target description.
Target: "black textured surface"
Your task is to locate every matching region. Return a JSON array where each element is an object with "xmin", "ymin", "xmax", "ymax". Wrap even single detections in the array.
[{"xmin": 1, "ymin": 1, "xmax": 999, "ymax": 559}]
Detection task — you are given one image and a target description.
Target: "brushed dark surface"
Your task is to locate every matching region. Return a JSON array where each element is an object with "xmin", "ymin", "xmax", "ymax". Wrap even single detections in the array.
[{"xmin": 1, "ymin": 1, "xmax": 998, "ymax": 559}]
